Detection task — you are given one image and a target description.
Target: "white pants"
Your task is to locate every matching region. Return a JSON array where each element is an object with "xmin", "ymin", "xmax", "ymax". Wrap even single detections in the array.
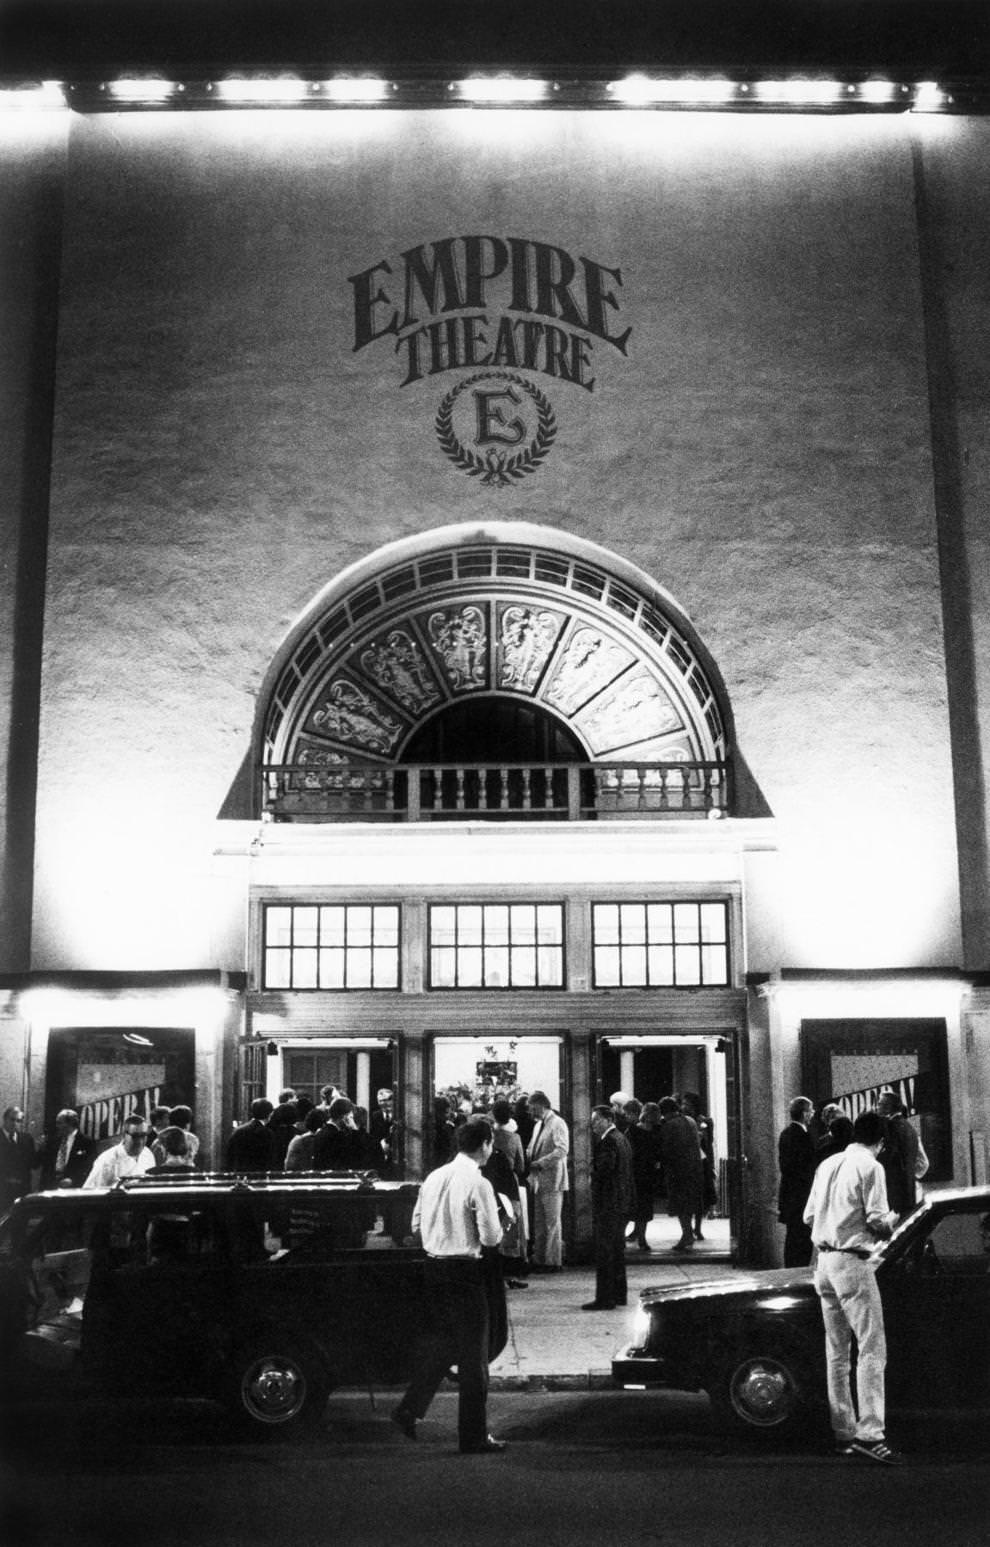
[
  {"xmin": 813, "ymin": 1252, "xmax": 887, "ymax": 1443},
  {"xmin": 531, "ymin": 1187, "xmax": 564, "ymax": 1267}
]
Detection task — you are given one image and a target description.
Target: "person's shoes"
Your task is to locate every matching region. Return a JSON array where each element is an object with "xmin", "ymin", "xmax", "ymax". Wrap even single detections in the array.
[
  {"xmin": 460, "ymin": 1435, "xmax": 507, "ymax": 1454},
  {"xmin": 636, "ymin": 1239, "xmax": 652, "ymax": 1251},
  {"xmin": 848, "ymin": 1439, "xmax": 904, "ymax": 1466},
  {"xmin": 506, "ymin": 1278, "xmax": 529, "ymax": 1289},
  {"xmin": 693, "ymin": 1229, "xmax": 705, "ymax": 1241},
  {"xmin": 669, "ymin": 1239, "xmax": 694, "ymax": 1251},
  {"xmin": 391, "ymin": 1406, "xmax": 417, "ymax": 1441},
  {"xmin": 581, "ymin": 1300, "xmax": 616, "ymax": 1311}
]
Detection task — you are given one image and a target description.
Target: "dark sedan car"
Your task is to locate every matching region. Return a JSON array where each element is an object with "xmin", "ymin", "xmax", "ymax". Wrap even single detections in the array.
[
  {"xmin": 613, "ymin": 1186, "xmax": 990, "ymax": 1436},
  {"xmin": 0, "ymin": 1171, "xmax": 426, "ymax": 1432}
]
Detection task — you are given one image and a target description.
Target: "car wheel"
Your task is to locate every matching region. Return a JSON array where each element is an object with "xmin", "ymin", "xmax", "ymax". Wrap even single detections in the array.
[
  {"xmin": 226, "ymin": 1340, "xmax": 331, "ymax": 1433},
  {"xmin": 709, "ymin": 1346, "xmax": 811, "ymax": 1436}
]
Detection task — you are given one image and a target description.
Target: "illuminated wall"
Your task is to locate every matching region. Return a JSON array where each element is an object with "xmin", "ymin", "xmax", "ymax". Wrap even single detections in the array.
[{"xmin": 6, "ymin": 108, "xmax": 983, "ymax": 970}]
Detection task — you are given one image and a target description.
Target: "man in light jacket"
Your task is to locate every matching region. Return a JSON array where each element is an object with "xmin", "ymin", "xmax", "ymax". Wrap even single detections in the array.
[{"xmin": 525, "ymin": 1091, "xmax": 570, "ymax": 1270}]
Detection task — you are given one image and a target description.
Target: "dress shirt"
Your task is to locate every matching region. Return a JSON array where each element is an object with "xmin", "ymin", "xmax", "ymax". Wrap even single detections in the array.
[
  {"xmin": 803, "ymin": 1143, "xmax": 893, "ymax": 1254},
  {"xmin": 83, "ymin": 1142, "xmax": 156, "ymax": 1189},
  {"xmin": 55, "ymin": 1132, "xmax": 73, "ymax": 1178},
  {"xmin": 413, "ymin": 1151, "xmax": 502, "ymax": 1258}
]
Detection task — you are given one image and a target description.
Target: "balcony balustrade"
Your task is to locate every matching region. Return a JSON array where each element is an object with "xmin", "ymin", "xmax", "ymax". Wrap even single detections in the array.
[{"xmin": 261, "ymin": 760, "xmax": 729, "ymax": 822}]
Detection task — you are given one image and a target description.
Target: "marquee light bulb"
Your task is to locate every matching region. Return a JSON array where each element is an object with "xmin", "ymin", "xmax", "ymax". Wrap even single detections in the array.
[
  {"xmin": 323, "ymin": 76, "xmax": 390, "ymax": 102},
  {"xmin": 456, "ymin": 76, "xmax": 548, "ymax": 103},
  {"xmin": 109, "ymin": 78, "xmax": 176, "ymax": 102},
  {"xmin": 216, "ymin": 76, "xmax": 309, "ymax": 104},
  {"xmin": 755, "ymin": 78, "xmax": 843, "ymax": 105},
  {"xmin": 0, "ymin": 80, "xmax": 66, "ymax": 111},
  {"xmin": 608, "ymin": 75, "xmax": 735, "ymax": 105},
  {"xmin": 913, "ymin": 81, "xmax": 946, "ymax": 111}
]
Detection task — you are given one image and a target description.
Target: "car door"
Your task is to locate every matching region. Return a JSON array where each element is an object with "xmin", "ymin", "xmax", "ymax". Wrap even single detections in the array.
[
  {"xmin": 81, "ymin": 1198, "xmax": 233, "ymax": 1393},
  {"xmin": 880, "ymin": 1204, "xmax": 990, "ymax": 1409}
]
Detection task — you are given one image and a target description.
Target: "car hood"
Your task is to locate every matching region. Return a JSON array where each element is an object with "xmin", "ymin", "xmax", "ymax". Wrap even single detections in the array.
[{"xmin": 636, "ymin": 1266, "xmax": 816, "ymax": 1308}]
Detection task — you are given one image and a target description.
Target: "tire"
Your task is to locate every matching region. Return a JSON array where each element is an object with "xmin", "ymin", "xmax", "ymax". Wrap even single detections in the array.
[
  {"xmin": 225, "ymin": 1338, "xmax": 331, "ymax": 1434},
  {"xmin": 708, "ymin": 1345, "xmax": 812, "ymax": 1437}
]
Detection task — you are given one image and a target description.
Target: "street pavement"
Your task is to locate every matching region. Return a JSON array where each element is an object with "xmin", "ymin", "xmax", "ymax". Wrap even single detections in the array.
[{"xmin": 490, "ymin": 1230, "xmax": 735, "ymax": 1388}]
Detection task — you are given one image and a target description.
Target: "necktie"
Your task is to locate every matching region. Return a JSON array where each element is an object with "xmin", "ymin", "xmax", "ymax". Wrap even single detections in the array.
[{"xmin": 56, "ymin": 1136, "xmax": 70, "ymax": 1176}]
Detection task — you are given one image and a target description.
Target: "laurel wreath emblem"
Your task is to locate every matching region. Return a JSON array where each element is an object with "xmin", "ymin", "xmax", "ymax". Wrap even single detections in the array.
[{"xmin": 435, "ymin": 370, "xmax": 558, "ymax": 488}]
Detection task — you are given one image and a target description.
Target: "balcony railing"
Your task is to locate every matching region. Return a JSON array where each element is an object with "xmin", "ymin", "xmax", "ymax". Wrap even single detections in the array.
[{"xmin": 261, "ymin": 761, "xmax": 730, "ymax": 822}]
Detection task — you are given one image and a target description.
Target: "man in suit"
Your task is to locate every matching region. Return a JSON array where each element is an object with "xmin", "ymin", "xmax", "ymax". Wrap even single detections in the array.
[
  {"xmin": 525, "ymin": 1091, "xmax": 570, "ymax": 1270},
  {"xmin": 778, "ymin": 1095, "xmax": 817, "ymax": 1266},
  {"xmin": 658, "ymin": 1095, "xmax": 704, "ymax": 1252},
  {"xmin": 0, "ymin": 1105, "xmax": 37, "ymax": 1211},
  {"xmin": 370, "ymin": 1087, "xmax": 397, "ymax": 1176},
  {"xmin": 225, "ymin": 1097, "xmax": 278, "ymax": 1173},
  {"xmin": 39, "ymin": 1109, "xmax": 94, "ymax": 1189},
  {"xmin": 312, "ymin": 1096, "xmax": 361, "ymax": 1170},
  {"xmin": 584, "ymin": 1104, "xmax": 634, "ymax": 1310},
  {"xmin": 876, "ymin": 1090, "xmax": 929, "ymax": 1220}
]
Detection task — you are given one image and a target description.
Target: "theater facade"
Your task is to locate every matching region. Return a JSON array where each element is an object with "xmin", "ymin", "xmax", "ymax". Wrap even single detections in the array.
[{"xmin": 1, "ymin": 6, "xmax": 989, "ymax": 1262}]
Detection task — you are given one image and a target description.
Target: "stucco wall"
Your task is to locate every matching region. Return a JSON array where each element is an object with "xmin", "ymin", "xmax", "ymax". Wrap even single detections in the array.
[
  {"xmin": 31, "ymin": 108, "xmax": 965, "ymax": 970},
  {"xmin": 0, "ymin": 117, "xmax": 65, "ymax": 970}
]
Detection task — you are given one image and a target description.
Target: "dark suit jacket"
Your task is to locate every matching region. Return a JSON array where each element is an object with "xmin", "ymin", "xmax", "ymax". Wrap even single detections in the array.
[
  {"xmin": 777, "ymin": 1121, "xmax": 816, "ymax": 1223},
  {"xmin": 312, "ymin": 1121, "xmax": 360, "ymax": 1171},
  {"xmin": 39, "ymin": 1129, "xmax": 95, "ymax": 1189},
  {"xmin": 225, "ymin": 1119, "xmax": 278, "ymax": 1173},
  {"xmin": 0, "ymin": 1128, "xmax": 37, "ymax": 1208},
  {"xmin": 592, "ymin": 1127, "xmax": 634, "ymax": 1221}
]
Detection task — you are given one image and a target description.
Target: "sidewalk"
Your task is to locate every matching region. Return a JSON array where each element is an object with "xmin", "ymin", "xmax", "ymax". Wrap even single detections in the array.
[{"xmin": 489, "ymin": 1231, "xmax": 739, "ymax": 1390}]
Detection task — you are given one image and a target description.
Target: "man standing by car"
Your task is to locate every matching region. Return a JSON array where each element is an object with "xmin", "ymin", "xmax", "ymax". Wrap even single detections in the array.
[
  {"xmin": 777, "ymin": 1095, "xmax": 816, "ymax": 1266},
  {"xmin": 803, "ymin": 1109, "xmax": 901, "ymax": 1465},
  {"xmin": 877, "ymin": 1091, "xmax": 929, "ymax": 1220},
  {"xmin": 83, "ymin": 1114, "xmax": 156, "ymax": 1187},
  {"xmin": 392, "ymin": 1116, "xmax": 507, "ymax": 1454},
  {"xmin": 584, "ymin": 1105, "xmax": 634, "ymax": 1310}
]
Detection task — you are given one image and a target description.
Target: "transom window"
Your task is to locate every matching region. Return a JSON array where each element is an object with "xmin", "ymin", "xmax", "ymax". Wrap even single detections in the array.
[
  {"xmin": 263, "ymin": 904, "xmax": 400, "ymax": 990},
  {"xmin": 429, "ymin": 904, "xmax": 564, "ymax": 989},
  {"xmin": 592, "ymin": 901, "xmax": 729, "ymax": 987}
]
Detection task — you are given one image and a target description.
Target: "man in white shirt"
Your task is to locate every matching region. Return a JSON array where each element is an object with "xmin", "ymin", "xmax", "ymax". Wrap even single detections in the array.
[
  {"xmin": 83, "ymin": 1115, "xmax": 156, "ymax": 1188},
  {"xmin": 803, "ymin": 1109, "xmax": 901, "ymax": 1465},
  {"xmin": 392, "ymin": 1117, "xmax": 506, "ymax": 1454}
]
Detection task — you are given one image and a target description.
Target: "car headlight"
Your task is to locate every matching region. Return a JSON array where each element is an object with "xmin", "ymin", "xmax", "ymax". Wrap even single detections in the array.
[{"xmin": 631, "ymin": 1304, "xmax": 652, "ymax": 1349}]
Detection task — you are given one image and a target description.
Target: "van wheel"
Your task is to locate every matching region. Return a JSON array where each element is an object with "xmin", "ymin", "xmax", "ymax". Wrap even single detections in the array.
[
  {"xmin": 226, "ymin": 1340, "xmax": 330, "ymax": 1433},
  {"xmin": 708, "ymin": 1346, "xmax": 811, "ymax": 1437}
]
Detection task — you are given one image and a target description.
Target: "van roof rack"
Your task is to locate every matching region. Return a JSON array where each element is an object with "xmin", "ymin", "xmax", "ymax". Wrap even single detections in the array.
[{"xmin": 114, "ymin": 1170, "xmax": 416, "ymax": 1194}]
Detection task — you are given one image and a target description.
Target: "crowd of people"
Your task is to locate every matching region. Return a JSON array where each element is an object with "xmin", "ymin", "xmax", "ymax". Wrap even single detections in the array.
[
  {"xmin": 223, "ymin": 1086, "xmax": 399, "ymax": 1176},
  {"xmin": 777, "ymin": 1090, "xmax": 929, "ymax": 1269},
  {"xmin": 0, "ymin": 1101, "xmax": 205, "ymax": 1201}
]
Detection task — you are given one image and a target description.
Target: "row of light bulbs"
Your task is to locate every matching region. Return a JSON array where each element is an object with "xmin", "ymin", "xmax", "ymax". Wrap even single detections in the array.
[{"xmin": 0, "ymin": 73, "xmax": 960, "ymax": 112}]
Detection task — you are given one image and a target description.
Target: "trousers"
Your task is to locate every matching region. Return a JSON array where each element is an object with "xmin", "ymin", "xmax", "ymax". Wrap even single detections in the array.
[
  {"xmin": 531, "ymin": 1187, "xmax": 564, "ymax": 1266},
  {"xmin": 593, "ymin": 1210, "xmax": 628, "ymax": 1307},
  {"xmin": 400, "ymin": 1258, "xmax": 491, "ymax": 1451},
  {"xmin": 813, "ymin": 1252, "xmax": 887, "ymax": 1443}
]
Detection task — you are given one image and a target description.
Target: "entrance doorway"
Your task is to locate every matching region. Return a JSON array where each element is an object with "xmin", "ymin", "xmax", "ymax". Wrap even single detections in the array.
[
  {"xmin": 428, "ymin": 1034, "xmax": 565, "ymax": 1166},
  {"xmin": 598, "ymin": 1033, "xmax": 737, "ymax": 1257}
]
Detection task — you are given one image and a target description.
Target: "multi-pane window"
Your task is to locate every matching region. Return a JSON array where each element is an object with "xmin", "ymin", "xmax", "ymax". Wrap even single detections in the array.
[
  {"xmin": 263, "ymin": 904, "xmax": 400, "ymax": 990},
  {"xmin": 429, "ymin": 903, "xmax": 564, "ymax": 989},
  {"xmin": 592, "ymin": 901, "xmax": 729, "ymax": 987}
]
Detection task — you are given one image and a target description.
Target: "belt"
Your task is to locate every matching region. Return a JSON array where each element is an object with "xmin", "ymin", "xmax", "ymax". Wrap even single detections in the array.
[{"xmin": 816, "ymin": 1244, "xmax": 871, "ymax": 1260}]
